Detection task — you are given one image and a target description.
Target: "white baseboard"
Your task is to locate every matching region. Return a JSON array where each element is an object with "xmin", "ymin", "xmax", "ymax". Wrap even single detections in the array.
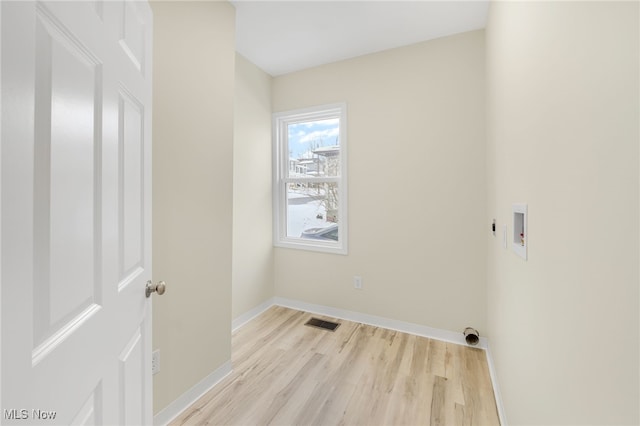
[
  {"xmin": 485, "ymin": 342, "xmax": 508, "ymax": 425},
  {"xmin": 153, "ymin": 360, "xmax": 232, "ymax": 426},
  {"xmin": 273, "ymin": 296, "xmax": 488, "ymax": 349},
  {"xmin": 231, "ymin": 297, "xmax": 276, "ymax": 333}
]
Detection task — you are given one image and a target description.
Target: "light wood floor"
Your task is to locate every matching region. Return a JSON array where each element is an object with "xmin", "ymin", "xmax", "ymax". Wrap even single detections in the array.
[{"xmin": 171, "ymin": 306, "xmax": 500, "ymax": 426}]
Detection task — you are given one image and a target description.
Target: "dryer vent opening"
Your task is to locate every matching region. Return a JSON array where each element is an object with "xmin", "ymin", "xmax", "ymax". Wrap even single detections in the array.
[{"xmin": 463, "ymin": 327, "xmax": 480, "ymax": 346}]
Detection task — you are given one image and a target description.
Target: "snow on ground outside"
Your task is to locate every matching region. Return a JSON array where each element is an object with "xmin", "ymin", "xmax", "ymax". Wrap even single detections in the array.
[{"xmin": 287, "ymin": 190, "xmax": 331, "ymax": 238}]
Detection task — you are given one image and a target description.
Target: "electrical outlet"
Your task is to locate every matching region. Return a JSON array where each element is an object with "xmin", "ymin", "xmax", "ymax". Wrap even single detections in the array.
[
  {"xmin": 353, "ymin": 276, "xmax": 362, "ymax": 290},
  {"xmin": 152, "ymin": 349, "xmax": 160, "ymax": 375}
]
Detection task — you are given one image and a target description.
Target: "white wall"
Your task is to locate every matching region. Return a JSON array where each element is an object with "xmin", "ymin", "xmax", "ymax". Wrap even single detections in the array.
[
  {"xmin": 486, "ymin": 2, "xmax": 639, "ymax": 424},
  {"xmin": 272, "ymin": 31, "xmax": 487, "ymax": 334},
  {"xmin": 232, "ymin": 54, "xmax": 274, "ymax": 319},
  {"xmin": 151, "ymin": 1, "xmax": 235, "ymax": 414}
]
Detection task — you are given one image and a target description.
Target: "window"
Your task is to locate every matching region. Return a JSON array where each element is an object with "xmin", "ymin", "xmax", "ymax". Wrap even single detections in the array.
[{"xmin": 273, "ymin": 103, "xmax": 347, "ymax": 254}]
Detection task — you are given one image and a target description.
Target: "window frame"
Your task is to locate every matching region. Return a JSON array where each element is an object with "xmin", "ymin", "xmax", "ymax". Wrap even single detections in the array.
[{"xmin": 272, "ymin": 103, "xmax": 348, "ymax": 255}]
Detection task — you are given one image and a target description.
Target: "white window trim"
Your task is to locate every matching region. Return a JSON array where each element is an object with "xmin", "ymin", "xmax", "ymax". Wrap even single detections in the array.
[{"xmin": 272, "ymin": 103, "xmax": 348, "ymax": 255}]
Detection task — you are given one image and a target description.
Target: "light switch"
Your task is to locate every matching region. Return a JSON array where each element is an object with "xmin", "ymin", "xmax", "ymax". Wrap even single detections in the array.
[{"xmin": 502, "ymin": 225, "xmax": 507, "ymax": 249}]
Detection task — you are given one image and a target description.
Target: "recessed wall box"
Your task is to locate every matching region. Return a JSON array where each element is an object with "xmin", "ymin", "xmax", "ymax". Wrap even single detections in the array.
[{"xmin": 512, "ymin": 204, "xmax": 527, "ymax": 260}]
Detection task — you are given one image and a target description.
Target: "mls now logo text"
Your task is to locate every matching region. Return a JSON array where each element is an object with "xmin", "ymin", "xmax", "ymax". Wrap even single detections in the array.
[{"xmin": 4, "ymin": 409, "xmax": 57, "ymax": 420}]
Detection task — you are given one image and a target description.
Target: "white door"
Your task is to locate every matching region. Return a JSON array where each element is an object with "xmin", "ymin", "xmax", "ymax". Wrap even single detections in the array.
[{"xmin": 1, "ymin": 1, "xmax": 153, "ymax": 424}]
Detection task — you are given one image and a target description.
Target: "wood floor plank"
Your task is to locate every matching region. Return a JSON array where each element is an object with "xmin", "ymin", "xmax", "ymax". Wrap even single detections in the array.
[
  {"xmin": 429, "ymin": 375, "xmax": 447, "ymax": 426},
  {"xmin": 170, "ymin": 307, "xmax": 500, "ymax": 426},
  {"xmin": 294, "ymin": 324, "xmax": 370, "ymax": 425}
]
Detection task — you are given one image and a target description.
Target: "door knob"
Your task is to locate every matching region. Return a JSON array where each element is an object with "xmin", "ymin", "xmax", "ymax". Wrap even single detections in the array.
[{"xmin": 146, "ymin": 280, "xmax": 166, "ymax": 298}]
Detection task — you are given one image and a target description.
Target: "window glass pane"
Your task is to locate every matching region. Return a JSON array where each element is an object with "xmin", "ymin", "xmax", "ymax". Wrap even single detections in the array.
[
  {"xmin": 287, "ymin": 118, "xmax": 340, "ymax": 178},
  {"xmin": 286, "ymin": 182, "xmax": 339, "ymax": 241}
]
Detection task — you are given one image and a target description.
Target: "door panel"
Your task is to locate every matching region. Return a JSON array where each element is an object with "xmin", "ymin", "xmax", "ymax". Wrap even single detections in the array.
[
  {"xmin": 119, "ymin": 1, "xmax": 146, "ymax": 74},
  {"xmin": 119, "ymin": 88, "xmax": 144, "ymax": 286},
  {"xmin": 70, "ymin": 389, "xmax": 101, "ymax": 426},
  {"xmin": 118, "ymin": 328, "xmax": 144, "ymax": 426},
  {"xmin": 33, "ymin": 3, "xmax": 102, "ymax": 351},
  {"xmin": 1, "ymin": 1, "xmax": 153, "ymax": 424}
]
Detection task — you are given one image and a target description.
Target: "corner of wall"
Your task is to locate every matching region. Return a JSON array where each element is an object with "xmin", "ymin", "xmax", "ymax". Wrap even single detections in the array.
[{"xmin": 232, "ymin": 54, "xmax": 275, "ymax": 321}]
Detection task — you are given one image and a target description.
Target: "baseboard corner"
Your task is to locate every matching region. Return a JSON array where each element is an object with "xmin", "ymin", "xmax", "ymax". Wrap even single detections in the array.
[
  {"xmin": 232, "ymin": 297, "xmax": 276, "ymax": 332},
  {"xmin": 484, "ymin": 342, "xmax": 508, "ymax": 425},
  {"xmin": 153, "ymin": 360, "xmax": 232, "ymax": 426}
]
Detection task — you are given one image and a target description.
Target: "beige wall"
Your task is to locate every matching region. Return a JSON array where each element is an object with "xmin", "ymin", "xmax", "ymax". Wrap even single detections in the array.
[
  {"xmin": 232, "ymin": 54, "xmax": 274, "ymax": 319},
  {"xmin": 151, "ymin": 1, "xmax": 235, "ymax": 414},
  {"xmin": 272, "ymin": 31, "xmax": 487, "ymax": 333},
  {"xmin": 486, "ymin": 2, "xmax": 639, "ymax": 424},
  {"xmin": 150, "ymin": 3, "xmax": 639, "ymax": 422}
]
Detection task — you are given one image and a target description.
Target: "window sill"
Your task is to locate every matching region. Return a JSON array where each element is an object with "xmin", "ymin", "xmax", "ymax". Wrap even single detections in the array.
[{"xmin": 274, "ymin": 238, "xmax": 347, "ymax": 255}]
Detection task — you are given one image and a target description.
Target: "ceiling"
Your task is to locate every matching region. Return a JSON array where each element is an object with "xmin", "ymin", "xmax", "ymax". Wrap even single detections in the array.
[{"xmin": 232, "ymin": 1, "xmax": 490, "ymax": 76}]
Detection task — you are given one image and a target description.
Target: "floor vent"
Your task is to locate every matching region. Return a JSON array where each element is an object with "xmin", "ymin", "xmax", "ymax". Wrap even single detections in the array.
[{"xmin": 305, "ymin": 317, "xmax": 340, "ymax": 332}]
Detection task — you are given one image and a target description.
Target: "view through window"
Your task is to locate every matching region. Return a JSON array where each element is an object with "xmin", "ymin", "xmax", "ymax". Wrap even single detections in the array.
[{"xmin": 273, "ymin": 104, "xmax": 347, "ymax": 254}]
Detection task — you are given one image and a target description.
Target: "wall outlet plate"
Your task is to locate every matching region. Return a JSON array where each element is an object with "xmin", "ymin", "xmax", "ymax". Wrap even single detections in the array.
[
  {"xmin": 152, "ymin": 349, "xmax": 160, "ymax": 375},
  {"xmin": 353, "ymin": 276, "xmax": 362, "ymax": 289}
]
